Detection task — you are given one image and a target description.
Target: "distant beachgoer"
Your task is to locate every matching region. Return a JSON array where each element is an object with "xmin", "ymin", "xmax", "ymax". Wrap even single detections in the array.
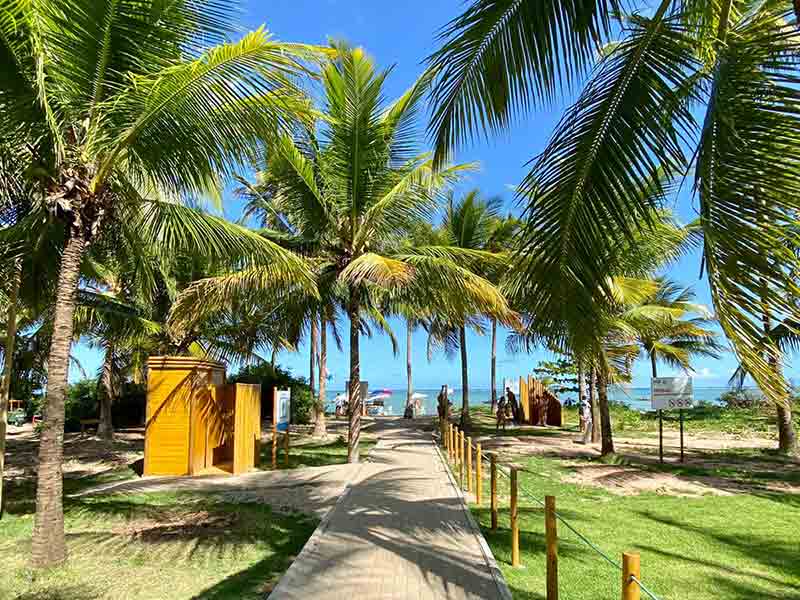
[
  {"xmin": 496, "ymin": 396, "xmax": 508, "ymax": 432},
  {"xmin": 506, "ymin": 387, "xmax": 519, "ymax": 424},
  {"xmin": 581, "ymin": 398, "xmax": 593, "ymax": 444}
]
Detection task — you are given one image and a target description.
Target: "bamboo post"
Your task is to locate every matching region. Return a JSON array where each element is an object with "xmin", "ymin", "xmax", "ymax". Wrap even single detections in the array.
[
  {"xmin": 445, "ymin": 423, "xmax": 450, "ymax": 453},
  {"xmin": 475, "ymin": 442, "xmax": 483, "ymax": 505},
  {"xmin": 459, "ymin": 431, "xmax": 465, "ymax": 488},
  {"xmin": 272, "ymin": 422, "xmax": 278, "ymax": 469},
  {"xmin": 466, "ymin": 436, "xmax": 473, "ymax": 493},
  {"xmin": 451, "ymin": 426, "xmax": 456, "ymax": 461},
  {"xmin": 490, "ymin": 453, "xmax": 498, "ymax": 531},
  {"xmin": 622, "ymin": 553, "xmax": 641, "ymax": 600},
  {"xmin": 545, "ymin": 495, "xmax": 558, "ymax": 599},
  {"xmin": 510, "ymin": 466, "xmax": 520, "ymax": 567},
  {"xmin": 284, "ymin": 430, "xmax": 290, "ymax": 467}
]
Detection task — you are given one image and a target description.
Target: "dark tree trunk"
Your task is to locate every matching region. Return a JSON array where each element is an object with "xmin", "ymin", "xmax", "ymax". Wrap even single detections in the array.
[
  {"xmin": 0, "ymin": 258, "xmax": 22, "ymax": 519},
  {"xmin": 97, "ymin": 346, "xmax": 115, "ymax": 440},
  {"xmin": 596, "ymin": 367, "xmax": 614, "ymax": 456},
  {"xmin": 314, "ymin": 316, "xmax": 327, "ymax": 438},
  {"xmin": 271, "ymin": 347, "xmax": 277, "ymax": 368},
  {"xmin": 490, "ymin": 318, "xmax": 497, "ymax": 412},
  {"xmin": 406, "ymin": 320, "xmax": 413, "ymax": 409},
  {"xmin": 577, "ymin": 361, "xmax": 585, "ymax": 432},
  {"xmin": 347, "ymin": 295, "xmax": 361, "ymax": 463},
  {"xmin": 309, "ymin": 316, "xmax": 317, "ymax": 400},
  {"xmin": 32, "ymin": 228, "xmax": 87, "ymax": 567},
  {"xmin": 650, "ymin": 352, "xmax": 658, "ymax": 378},
  {"xmin": 459, "ymin": 326, "xmax": 471, "ymax": 430},
  {"xmin": 590, "ymin": 367, "xmax": 599, "ymax": 443},
  {"xmin": 762, "ymin": 313, "xmax": 797, "ymax": 454}
]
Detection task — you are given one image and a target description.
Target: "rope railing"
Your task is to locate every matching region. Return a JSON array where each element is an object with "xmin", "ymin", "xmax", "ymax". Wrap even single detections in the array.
[{"xmin": 438, "ymin": 423, "xmax": 662, "ymax": 600}]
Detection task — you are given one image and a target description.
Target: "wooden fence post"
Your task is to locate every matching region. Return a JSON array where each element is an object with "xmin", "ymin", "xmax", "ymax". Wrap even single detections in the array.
[
  {"xmin": 490, "ymin": 453, "xmax": 498, "ymax": 531},
  {"xmin": 284, "ymin": 430, "xmax": 290, "ymax": 467},
  {"xmin": 459, "ymin": 431, "xmax": 465, "ymax": 488},
  {"xmin": 475, "ymin": 442, "xmax": 482, "ymax": 505},
  {"xmin": 545, "ymin": 495, "xmax": 558, "ymax": 599},
  {"xmin": 451, "ymin": 426, "xmax": 456, "ymax": 461},
  {"xmin": 272, "ymin": 422, "xmax": 278, "ymax": 469},
  {"xmin": 445, "ymin": 423, "xmax": 450, "ymax": 453},
  {"xmin": 622, "ymin": 552, "xmax": 641, "ymax": 600},
  {"xmin": 466, "ymin": 436, "xmax": 473, "ymax": 493},
  {"xmin": 511, "ymin": 466, "xmax": 520, "ymax": 567}
]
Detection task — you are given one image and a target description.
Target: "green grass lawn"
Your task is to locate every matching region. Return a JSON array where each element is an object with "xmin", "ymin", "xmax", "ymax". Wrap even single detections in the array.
[
  {"xmin": 1, "ymin": 470, "xmax": 317, "ymax": 600},
  {"xmin": 466, "ymin": 453, "xmax": 800, "ymax": 600},
  {"xmin": 260, "ymin": 435, "xmax": 376, "ymax": 471}
]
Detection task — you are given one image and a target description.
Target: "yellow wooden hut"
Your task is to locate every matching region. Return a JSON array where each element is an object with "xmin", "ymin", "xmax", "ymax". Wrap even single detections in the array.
[{"xmin": 144, "ymin": 356, "xmax": 261, "ymax": 477}]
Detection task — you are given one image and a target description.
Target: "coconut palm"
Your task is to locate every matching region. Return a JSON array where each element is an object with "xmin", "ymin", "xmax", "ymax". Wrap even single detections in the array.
[
  {"xmin": 171, "ymin": 46, "xmax": 515, "ymax": 462},
  {"xmin": 429, "ymin": 1, "xmax": 800, "ymax": 453},
  {"xmin": 632, "ymin": 280, "xmax": 723, "ymax": 379},
  {"xmin": 0, "ymin": 1, "xmax": 322, "ymax": 566},
  {"xmin": 428, "ymin": 190, "xmax": 508, "ymax": 428}
]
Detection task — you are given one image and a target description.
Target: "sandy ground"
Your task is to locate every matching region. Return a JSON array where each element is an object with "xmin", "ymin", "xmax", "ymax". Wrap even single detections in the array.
[{"xmin": 474, "ymin": 423, "xmax": 800, "ymax": 497}]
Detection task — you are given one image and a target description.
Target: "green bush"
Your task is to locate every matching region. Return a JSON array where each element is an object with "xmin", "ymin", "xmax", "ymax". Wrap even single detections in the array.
[
  {"xmin": 720, "ymin": 389, "xmax": 762, "ymax": 409},
  {"xmin": 229, "ymin": 362, "xmax": 315, "ymax": 425}
]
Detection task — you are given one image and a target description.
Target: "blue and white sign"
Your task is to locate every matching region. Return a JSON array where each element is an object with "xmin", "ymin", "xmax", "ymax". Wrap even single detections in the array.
[{"xmin": 274, "ymin": 389, "xmax": 291, "ymax": 431}]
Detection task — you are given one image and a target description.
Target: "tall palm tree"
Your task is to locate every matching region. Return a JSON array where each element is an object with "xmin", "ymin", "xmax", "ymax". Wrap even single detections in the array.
[
  {"xmin": 429, "ymin": 1, "xmax": 800, "ymax": 454},
  {"xmin": 0, "ymin": 1, "xmax": 320, "ymax": 567},
  {"xmin": 486, "ymin": 215, "xmax": 520, "ymax": 411},
  {"xmin": 633, "ymin": 280, "xmax": 723, "ymax": 379},
  {"xmin": 430, "ymin": 190, "xmax": 508, "ymax": 429},
  {"xmin": 172, "ymin": 46, "xmax": 515, "ymax": 462}
]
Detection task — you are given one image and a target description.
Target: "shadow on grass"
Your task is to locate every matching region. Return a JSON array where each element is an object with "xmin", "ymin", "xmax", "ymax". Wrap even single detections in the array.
[
  {"xmin": 258, "ymin": 438, "xmax": 375, "ymax": 471},
  {"xmin": 636, "ymin": 510, "xmax": 800, "ymax": 584}
]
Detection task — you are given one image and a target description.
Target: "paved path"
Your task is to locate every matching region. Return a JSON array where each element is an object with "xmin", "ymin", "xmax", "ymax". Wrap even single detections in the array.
[{"xmin": 270, "ymin": 419, "xmax": 509, "ymax": 600}]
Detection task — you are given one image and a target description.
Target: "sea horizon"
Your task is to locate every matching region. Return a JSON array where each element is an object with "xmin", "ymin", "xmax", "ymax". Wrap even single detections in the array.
[{"xmin": 323, "ymin": 384, "xmax": 756, "ymax": 417}]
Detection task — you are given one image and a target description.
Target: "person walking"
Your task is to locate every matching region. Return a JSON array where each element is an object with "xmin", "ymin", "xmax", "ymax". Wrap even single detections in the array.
[{"xmin": 506, "ymin": 387, "xmax": 519, "ymax": 424}]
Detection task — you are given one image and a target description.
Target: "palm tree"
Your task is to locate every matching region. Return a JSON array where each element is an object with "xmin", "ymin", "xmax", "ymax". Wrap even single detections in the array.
[
  {"xmin": 633, "ymin": 280, "xmax": 723, "ymax": 379},
  {"xmin": 486, "ymin": 215, "xmax": 520, "ymax": 411},
  {"xmin": 441, "ymin": 191, "xmax": 502, "ymax": 428},
  {"xmin": 172, "ymin": 46, "xmax": 515, "ymax": 462},
  {"xmin": 0, "ymin": 1, "xmax": 320, "ymax": 567},
  {"xmin": 429, "ymin": 1, "xmax": 800, "ymax": 454}
]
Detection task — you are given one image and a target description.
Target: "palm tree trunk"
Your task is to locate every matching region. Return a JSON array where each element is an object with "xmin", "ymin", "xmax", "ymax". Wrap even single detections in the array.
[
  {"xmin": 347, "ymin": 294, "xmax": 361, "ymax": 463},
  {"xmin": 490, "ymin": 317, "xmax": 497, "ymax": 412},
  {"xmin": 577, "ymin": 361, "xmax": 585, "ymax": 432},
  {"xmin": 271, "ymin": 347, "xmax": 277, "ymax": 368},
  {"xmin": 761, "ymin": 304, "xmax": 797, "ymax": 453},
  {"xmin": 406, "ymin": 319, "xmax": 413, "ymax": 409},
  {"xmin": 314, "ymin": 316, "xmax": 327, "ymax": 438},
  {"xmin": 650, "ymin": 352, "xmax": 658, "ymax": 378},
  {"xmin": 309, "ymin": 316, "xmax": 317, "ymax": 400},
  {"xmin": 0, "ymin": 257, "xmax": 22, "ymax": 519},
  {"xmin": 590, "ymin": 367, "xmax": 599, "ymax": 443},
  {"xmin": 97, "ymin": 346, "xmax": 115, "ymax": 440},
  {"xmin": 32, "ymin": 228, "xmax": 87, "ymax": 568},
  {"xmin": 596, "ymin": 367, "xmax": 614, "ymax": 456},
  {"xmin": 459, "ymin": 326, "xmax": 471, "ymax": 430}
]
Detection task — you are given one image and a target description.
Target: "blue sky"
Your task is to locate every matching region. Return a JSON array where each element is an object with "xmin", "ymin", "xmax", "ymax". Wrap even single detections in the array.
[{"xmin": 71, "ymin": 0, "xmax": 797, "ymax": 390}]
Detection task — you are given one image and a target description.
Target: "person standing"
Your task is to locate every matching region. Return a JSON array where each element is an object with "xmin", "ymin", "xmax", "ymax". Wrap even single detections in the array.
[{"xmin": 506, "ymin": 387, "xmax": 519, "ymax": 424}]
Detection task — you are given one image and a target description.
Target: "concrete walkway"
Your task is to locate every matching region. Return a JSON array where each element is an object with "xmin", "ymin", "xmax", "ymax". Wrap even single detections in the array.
[{"xmin": 269, "ymin": 419, "xmax": 510, "ymax": 600}]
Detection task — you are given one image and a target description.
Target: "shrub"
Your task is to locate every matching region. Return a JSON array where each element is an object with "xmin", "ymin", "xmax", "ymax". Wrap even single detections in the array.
[
  {"xmin": 720, "ymin": 389, "xmax": 762, "ymax": 409},
  {"xmin": 229, "ymin": 362, "xmax": 315, "ymax": 425}
]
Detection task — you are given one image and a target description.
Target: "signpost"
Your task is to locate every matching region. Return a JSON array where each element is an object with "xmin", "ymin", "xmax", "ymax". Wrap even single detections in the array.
[
  {"xmin": 651, "ymin": 377, "xmax": 693, "ymax": 463},
  {"xmin": 274, "ymin": 388, "xmax": 291, "ymax": 432}
]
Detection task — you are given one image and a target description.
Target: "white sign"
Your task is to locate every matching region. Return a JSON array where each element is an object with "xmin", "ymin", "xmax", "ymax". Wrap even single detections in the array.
[
  {"xmin": 651, "ymin": 377, "xmax": 693, "ymax": 410},
  {"xmin": 275, "ymin": 389, "xmax": 291, "ymax": 431}
]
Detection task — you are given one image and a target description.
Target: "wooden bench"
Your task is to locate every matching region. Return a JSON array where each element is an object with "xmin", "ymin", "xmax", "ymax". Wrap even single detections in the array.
[{"xmin": 80, "ymin": 418, "xmax": 100, "ymax": 434}]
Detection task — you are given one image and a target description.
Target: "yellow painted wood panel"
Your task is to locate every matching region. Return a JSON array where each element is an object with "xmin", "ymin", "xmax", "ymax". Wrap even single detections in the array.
[
  {"xmin": 144, "ymin": 357, "xmax": 226, "ymax": 476},
  {"xmin": 233, "ymin": 383, "xmax": 261, "ymax": 474}
]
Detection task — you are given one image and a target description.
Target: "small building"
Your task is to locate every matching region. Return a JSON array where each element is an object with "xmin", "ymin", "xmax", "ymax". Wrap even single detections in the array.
[{"xmin": 144, "ymin": 356, "xmax": 261, "ymax": 477}]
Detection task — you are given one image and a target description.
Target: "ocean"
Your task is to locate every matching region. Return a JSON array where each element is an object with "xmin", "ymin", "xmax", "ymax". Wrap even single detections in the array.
[{"xmin": 324, "ymin": 385, "xmax": 749, "ymax": 417}]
